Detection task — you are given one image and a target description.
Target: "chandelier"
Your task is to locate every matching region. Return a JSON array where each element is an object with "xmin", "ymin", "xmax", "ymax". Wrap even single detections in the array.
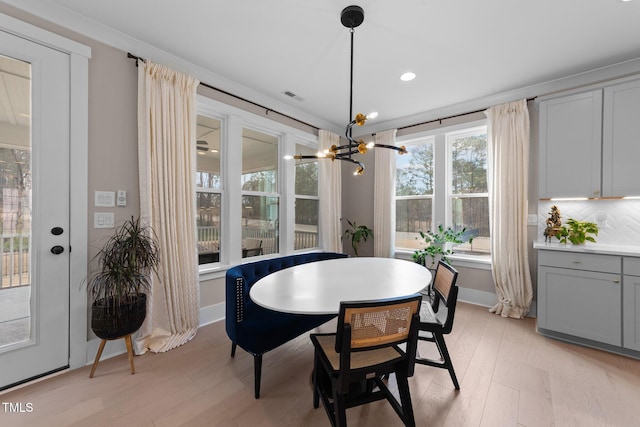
[{"xmin": 285, "ymin": 5, "xmax": 406, "ymax": 175}]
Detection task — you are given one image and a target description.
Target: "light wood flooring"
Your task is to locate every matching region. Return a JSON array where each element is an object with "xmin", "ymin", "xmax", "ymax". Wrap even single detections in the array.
[{"xmin": 2, "ymin": 302, "xmax": 640, "ymax": 426}]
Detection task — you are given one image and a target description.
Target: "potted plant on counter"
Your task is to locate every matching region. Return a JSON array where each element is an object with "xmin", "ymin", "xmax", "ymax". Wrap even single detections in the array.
[{"xmin": 556, "ymin": 218, "xmax": 598, "ymax": 245}]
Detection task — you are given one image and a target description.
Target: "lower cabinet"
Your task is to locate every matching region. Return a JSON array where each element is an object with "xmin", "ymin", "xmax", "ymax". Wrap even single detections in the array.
[
  {"xmin": 537, "ymin": 250, "xmax": 623, "ymax": 347},
  {"xmin": 538, "ymin": 266, "xmax": 622, "ymax": 346},
  {"xmin": 623, "ymin": 258, "xmax": 640, "ymax": 351},
  {"xmin": 537, "ymin": 248, "xmax": 640, "ymax": 357}
]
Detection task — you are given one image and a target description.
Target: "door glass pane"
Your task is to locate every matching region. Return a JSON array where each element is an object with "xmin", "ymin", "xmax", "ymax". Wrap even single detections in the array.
[
  {"xmin": 0, "ymin": 55, "xmax": 32, "ymax": 350},
  {"xmin": 196, "ymin": 115, "xmax": 221, "ymax": 264},
  {"xmin": 242, "ymin": 129, "xmax": 278, "ymax": 257}
]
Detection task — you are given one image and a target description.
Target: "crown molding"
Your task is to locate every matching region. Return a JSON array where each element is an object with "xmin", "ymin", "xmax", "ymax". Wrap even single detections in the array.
[{"xmin": 0, "ymin": 0, "xmax": 341, "ymax": 133}]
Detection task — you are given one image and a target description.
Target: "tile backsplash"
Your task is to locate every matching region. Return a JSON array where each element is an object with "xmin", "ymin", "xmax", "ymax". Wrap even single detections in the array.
[{"xmin": 537, "ymin": 199, "xmax": 640, "ymax": 246}]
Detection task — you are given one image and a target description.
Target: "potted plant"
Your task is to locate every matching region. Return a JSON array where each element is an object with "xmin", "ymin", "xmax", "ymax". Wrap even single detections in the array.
[
  {"xmin": 555, "ymin": 218, "xmax": 598, "ymax": 245},
  {"xmin": 87, "ymin": 216, "xmax": 160, "ymax": 340},
  {"xmin": 412, "ymin": 224, "xmax": 471, "ymax": 269},
  {"xmin": 341, "ymin": 218, "xmax": 373, "ymax": 257}
]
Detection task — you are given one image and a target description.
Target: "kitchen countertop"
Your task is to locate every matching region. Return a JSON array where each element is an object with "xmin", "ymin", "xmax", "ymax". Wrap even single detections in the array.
[{"xmin": 533, "ymin": 241, "xmax": 640, "ymax": 257}]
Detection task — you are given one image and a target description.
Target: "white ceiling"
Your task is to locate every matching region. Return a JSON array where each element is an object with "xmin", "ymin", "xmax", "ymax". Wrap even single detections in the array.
[{"xmin": 6, "ymin": 0, "xmax": 640, "ymax": 133}]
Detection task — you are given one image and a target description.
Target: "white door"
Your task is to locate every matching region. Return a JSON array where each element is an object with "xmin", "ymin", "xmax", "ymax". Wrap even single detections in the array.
[{"xmin": 0, "ymin": 29, "xmax": 71, "ymax": 390}]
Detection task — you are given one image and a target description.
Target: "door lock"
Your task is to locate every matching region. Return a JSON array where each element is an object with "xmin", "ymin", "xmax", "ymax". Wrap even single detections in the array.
[{"xmin": 50, "ymin": 246, "xmax": 64, "ymax": 255}]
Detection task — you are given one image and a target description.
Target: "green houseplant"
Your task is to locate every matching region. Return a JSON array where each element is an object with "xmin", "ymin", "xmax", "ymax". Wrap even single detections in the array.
[
  {"xmin": 412, "ymin": 225, "xmax": 471, "ymax": 268},
  {"xmin": 87, "ymin": 216, "xmax": 160, "ymax": 339},
  {"xmin": 341, "ymin": 218, "xmax": 373, "ymax": 257},
  {"xmin": 556, "ymin": 218, "xmax": 598, "ymax": 245}
]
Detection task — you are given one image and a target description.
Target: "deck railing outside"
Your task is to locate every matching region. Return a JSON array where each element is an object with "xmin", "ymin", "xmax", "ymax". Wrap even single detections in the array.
[
  {"xmin": 0, "ymin": 227, "xmax": 320, "ymax": 286},
  {"xmin": 0, "ymin": 233, "xmax": 31, "ymax": 289}
]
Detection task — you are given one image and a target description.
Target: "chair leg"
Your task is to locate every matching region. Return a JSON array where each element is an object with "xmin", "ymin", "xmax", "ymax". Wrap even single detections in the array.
[
  {"xmin": 332, "ymin": 386, "xmax": 347, "ymax": 427},
  {"xmin": 312, "ymin": 353, "xmax": 320, "ymax": 409},
  {"xmin": 254, "ymin": 354, "xmax": 263, "ymax": 399},
  {"xmin": 395, "ymin": 373, "xmax": 416, "ymax": 427},
  {"xmin": 230, "ymin": 342, "xmax": 237, "ymax": 357},
  {"xmin": 434, "ymin": 333, "xmax": 460, "ymax": 390}
]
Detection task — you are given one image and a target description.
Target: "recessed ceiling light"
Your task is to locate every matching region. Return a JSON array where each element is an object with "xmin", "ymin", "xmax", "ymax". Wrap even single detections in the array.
[{"xmin": 400, "ymin": 72, "xmax": 416, "ymax": 82}]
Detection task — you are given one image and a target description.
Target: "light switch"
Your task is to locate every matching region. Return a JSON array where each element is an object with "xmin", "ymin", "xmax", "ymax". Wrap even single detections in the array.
[
  {"xmin": 94, "ymin": 191, "xmax": 115, "ymax": 207},
  {"xmin": 94, "ymin": 213, "xmax": 115, "ymax": 229},
  {"xmin": 527, "ymin": 214, "xmax": 538, "ymax": 226}
]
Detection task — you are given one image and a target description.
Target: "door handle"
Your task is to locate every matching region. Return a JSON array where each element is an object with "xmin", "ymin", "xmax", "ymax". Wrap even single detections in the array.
[
  {"xmin": 51, "ymin": 227, "xmax": 64, "ymax": 235},
  {"xmin": 50, "ymin": 245, "xmax": 64, "ymax": 255}
]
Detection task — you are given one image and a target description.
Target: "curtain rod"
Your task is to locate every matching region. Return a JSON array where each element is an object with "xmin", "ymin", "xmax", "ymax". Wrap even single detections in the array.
[
  {"xmin": 128, "ymin": 53, "xmax": 536, "ymax": 135},
  {"xmin": 127, "ymin": 52, "xmax": 320, "ymax": 131},
  {"xmin": 398, "ymin": 97, "xmax": 537, "ymax": 131}
]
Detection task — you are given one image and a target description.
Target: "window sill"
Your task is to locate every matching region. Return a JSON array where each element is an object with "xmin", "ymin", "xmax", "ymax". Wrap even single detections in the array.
[
  {"xmin": 394, "ymin": 249, "xmax": 492, "ymax": 271},
  {"xmin": 197, "ymin": 248, "xmax": 326, "ymax": 282}
]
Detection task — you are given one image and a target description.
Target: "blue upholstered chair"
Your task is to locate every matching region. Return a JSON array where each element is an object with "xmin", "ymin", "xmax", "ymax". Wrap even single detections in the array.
[{"xmin": 225, "ymin": 252, "xmax": 348, "ymax": 398}]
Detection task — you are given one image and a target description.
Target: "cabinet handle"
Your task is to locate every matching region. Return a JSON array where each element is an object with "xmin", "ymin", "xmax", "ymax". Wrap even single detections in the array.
[
  {"xmin": 613, "ymin": 278, "xmax": 620, "ymax": 283},
  {"xmin": 572, "ymin": 260, "xmax": 581, "ymax": 264}
]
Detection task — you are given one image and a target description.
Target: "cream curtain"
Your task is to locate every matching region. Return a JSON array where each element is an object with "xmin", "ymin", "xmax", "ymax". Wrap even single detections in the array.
[
  {"xmin": 485, "ymin": 99, "xmax": 533, "ymax": 318},
  {"xmin": 373, "ymin": 129, "xmax": 397, "ymax": 258},
  {"xmin": 135, "ymin": 59, "xmax": 201, "ymax": 353},
  {"xmin": 318, "ymin": 130, "xmax": 343, "ymax": 252}
]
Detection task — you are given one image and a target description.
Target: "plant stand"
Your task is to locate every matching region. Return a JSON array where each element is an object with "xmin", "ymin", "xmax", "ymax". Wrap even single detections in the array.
[{"xmin": 89, "ymin": 334, "xmax": 135, "ymax": 378}]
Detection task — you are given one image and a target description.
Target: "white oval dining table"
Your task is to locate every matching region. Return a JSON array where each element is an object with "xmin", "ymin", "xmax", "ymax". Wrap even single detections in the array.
[{"xmin": 249, "ymin": 257, "xmax": 431, "ymax": 315}]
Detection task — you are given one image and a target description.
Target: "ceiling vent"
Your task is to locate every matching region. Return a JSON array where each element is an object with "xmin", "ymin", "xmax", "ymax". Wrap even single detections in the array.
[{"xmin": 283, "ymin": 90, "xmax": 303, "ymax": 101}]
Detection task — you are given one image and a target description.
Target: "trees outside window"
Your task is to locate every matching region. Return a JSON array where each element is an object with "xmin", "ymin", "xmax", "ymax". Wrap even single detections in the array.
[
  {"xmin": 395, "ymin": 124, "xmax": 490, "ymax": 255},
  {"xmin": 294, "ymin": 144, "xmax": 319, "ymax": 250}
]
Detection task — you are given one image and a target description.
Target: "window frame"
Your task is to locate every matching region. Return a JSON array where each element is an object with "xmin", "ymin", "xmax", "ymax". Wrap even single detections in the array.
[
  {"xmin": 395, "ymin": 135, "xmax": 435, "ymax": 251},
  {"xmin": 292, "ymin": 141, "xmax": 320, "ymax": 251},
  {"xmin": 196, "ymin": 95, "xmax": 321, "ymax": 277},
  {"xmin": 394, "ymin": 119, "xmax": 490, "ymax": 265},
  {"xmin": 240, "ymin": 124, "xmax": 281, "ymax": 259}
]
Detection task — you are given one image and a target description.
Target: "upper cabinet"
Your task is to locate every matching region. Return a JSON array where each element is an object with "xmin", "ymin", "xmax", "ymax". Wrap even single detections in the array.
[
  {"xmin": 539, "ymin": 90, "xmax": 602, "ymax": 198},
  {"xmin": 603, "ymin": 80, "xmax": 640, "ymax": 197},
  {"xmin": 539, "ymin": 77, "xmax": 640, "ymax": 198}
]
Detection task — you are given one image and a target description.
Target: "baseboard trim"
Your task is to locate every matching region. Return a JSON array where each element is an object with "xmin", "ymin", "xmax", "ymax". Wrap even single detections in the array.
[
  {"xmin": 85, "ymin": 302, "xmax": 227, "ymax": 365},
  {"xmin": 84, "ymin": 293, "xmax": 537, "ymax": 365},
  {"xmin": 457, "ymin": 287, "xmax": 537, "ymax": 318}
]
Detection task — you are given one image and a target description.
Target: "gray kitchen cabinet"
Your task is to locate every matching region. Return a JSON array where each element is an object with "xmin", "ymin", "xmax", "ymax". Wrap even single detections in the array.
[
  {"xmin": 623, "ymin": 257, "xmax": 640, "ymax": 351},
  {"xmin": 602, "ymin": 79, "xmax": 640, "ymax": 197},
  {"xmin": 538, "ymin": 76, "xmax": 640, "ymax": 199},
  {"xmin": 538, "ymin": 90, "xmax": 602, "ymax": 198},
  {"xmin": 537, "ymin": 251, "xmax": 622, "ymax": 346}
]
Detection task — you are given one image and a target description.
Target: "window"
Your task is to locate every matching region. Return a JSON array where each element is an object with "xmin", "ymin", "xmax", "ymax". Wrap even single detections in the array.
[
  {"xmin": 196, "ymin": 115, "xmax": 222, "ymax": 264},
  {"xmin": 395, "ymin": 137, "xmax": 434, "ymax": 251},
  {"xmin": 241, "ymin": 128, "xmax": 279, "ymax": 258},
  {"xmin": 395, "ymin": 123, "xmax": 490, "ymax": 255},
  {"xmin": 293, "ymin": 144, "xmax": 319, "ymax": 250},
  {"xmin": 196, "ymin": 95, "xmax": 320, "ymax": 268},
  {"xmin": 448, "ymin": 127, "xmax": 490, "ymax": 254}
]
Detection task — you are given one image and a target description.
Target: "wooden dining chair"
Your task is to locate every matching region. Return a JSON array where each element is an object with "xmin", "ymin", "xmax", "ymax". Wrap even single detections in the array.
[
  {"xmin": 310, "ymin": 294, "xmax": 422, "ymax": 427},
  {"xmin": 416, "ymin": 260, "xmax": 460, "ymax": 389}
]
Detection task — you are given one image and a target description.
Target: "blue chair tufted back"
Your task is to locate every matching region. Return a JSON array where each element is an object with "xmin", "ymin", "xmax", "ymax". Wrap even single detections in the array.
[{"xmin": 225, "ymin": 252, "xmax": 347, "ymax": 355}]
